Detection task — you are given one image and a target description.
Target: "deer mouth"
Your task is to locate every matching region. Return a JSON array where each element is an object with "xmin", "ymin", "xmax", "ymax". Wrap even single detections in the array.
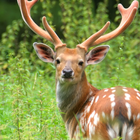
[
  {"xmin": 62, "ymin": 75, "xmax": 73, "ymax": 79},
  {"xmin": 61, "ymin": 76, "xmax": 74, "ymax": 82}
]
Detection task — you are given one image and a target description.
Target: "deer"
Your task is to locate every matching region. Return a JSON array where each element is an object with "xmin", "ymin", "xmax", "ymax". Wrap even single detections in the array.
[{"xmin": 17, "ymin": 0, "xmax": 139, "ymax": 139}]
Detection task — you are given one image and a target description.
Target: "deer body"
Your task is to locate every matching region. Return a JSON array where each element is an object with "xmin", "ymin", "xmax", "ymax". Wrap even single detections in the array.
[
  {"xmin": 63, "ymin": 84, "xmax": 140, "ymax": 139},
  {"xmin": 54, "ymin": 49, "xmax": 140, "ymax": 139},
  {"xmin": 17, "ymin": 0, "xmax": 140, "ymax": 139}
]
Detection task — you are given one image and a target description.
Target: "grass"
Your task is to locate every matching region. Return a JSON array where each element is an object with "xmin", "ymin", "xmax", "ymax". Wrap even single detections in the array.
[{"xmin": 0, "ymin": 56, "xmax": 68, "ymax": 139}]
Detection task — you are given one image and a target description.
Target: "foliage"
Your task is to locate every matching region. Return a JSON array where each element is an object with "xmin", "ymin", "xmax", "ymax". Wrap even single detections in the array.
[
  {"xmin": 0, "ymin": 0, "xmax": 140, "ymax": 139},
  {"xmin": 0, "ymin": 1, "xmax": 21, "ymax": 37}
]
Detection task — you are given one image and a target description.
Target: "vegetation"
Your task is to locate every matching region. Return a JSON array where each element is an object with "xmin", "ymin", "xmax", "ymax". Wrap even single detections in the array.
[{"xmin": 0, "ymin": 0, "xmax": 140, "ymax": 139}]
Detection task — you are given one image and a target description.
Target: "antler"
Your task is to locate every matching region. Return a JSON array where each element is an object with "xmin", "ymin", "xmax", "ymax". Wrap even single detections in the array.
[
  {"xmin": 78, "ymin": 0, "xmax": 139, "ymax": 51},
  {"xmin": 17, "ymin": 0, "xmax": 65, "ymax": 49}
]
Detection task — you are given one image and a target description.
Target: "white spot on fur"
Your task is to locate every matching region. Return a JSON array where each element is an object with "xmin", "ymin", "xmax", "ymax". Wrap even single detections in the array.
[
  {"xmin": 104, "ymin": 89, "xmax": 109, "ymax": 92},
  {"xmin": 136, "ymin": 96, "xmax": 140, "ymax": 100},
  {"xmin": 89, "ymin": 123, "xmax": 95, "ymax": 137},
  {"xmin": 110, "ymin": 102, "xmax": 116, "ymax": 120},
  {"xmin": 122, "ymin": 123, "xmax": 128, "ymax": 140},
  {"xmin": 134, "ymin": 89, "xmax": 139, "ymax": 92},
  {"xmin": 103, "ymin": 95, "xmax": 106, "ymax": 98},
  {"xmin": 110, "ymin": 109, "xmax": 114, "ymax": 120},
  {"xmin": 102, "ymin": 112, "xmax": 105, "ymax": 118},
  {"xmin": 108, "ymin": 94, "xmax": 115, "ymax": 102},
  {"xmin": 111, "ymin": 102, "xmax": 116, "ymax": 108},
  {"xmin": 91, "ymin": 97, "xmax": 95, "ymax": 106},
  {"xmin": 125, "ymin": 102, "xmax": 131, "ymax": 120},
  {"xmin": 87, "ymin": 111, "xmax": 95, "ymax": 124},
  {"xmin": 127, "ymin": 126, "xmax": 134, "ymax": 140},
  {"xmin": 91, "ymin": 111, "xmax": 95, "ymax": 118},
  {"xmin": 86, "ymin": 106, "xmax": 90, "ymax": 113},
  {"xmin": 87, "ymin": 97, "xmax": 95, "ymax": 113},
  {"xmin": 137, "ymin": 113, "xmax": 140, "ymax": 120},
  {"xmin": 125, "ymin": 93, "xmax": 130, "ymax": 100},
  {"xmin": 94, "ymin": 113, "xmax": 99, "ymax": 126},
  {"xmin": 108, "ymin": 123, "xmax": 120, "ymax": 139},
  {"xmin": 89, "ymin": 89, "xmax": 93, "ymax": 95},
  {"xmin": 137, "ymin": 92, "xmax": 140, "ymax": 97},
  {"xmin": 112, "ymin": 90, "xmax": 116, "ymax": 93},
  {"xmin": 111, "ymin": 87, "xmax": 115, "ymax": 89},
  {"xmin": 123, "ymin": 88, "xmax": 128, "ymax": 92},
  {"xmin": 108, "ymin": 125, "xmax": 116, "ymax": 139},
  {"xmin": 95, "ymin": 96, "xmax": 99, "ymax": 103},
  {"xmin": 133, "ymin": 115, "xmax": 136, "ymax": 121},
  {"xmin": 122, "ymin": 123, "xmax": 134, "ymax": 140}
]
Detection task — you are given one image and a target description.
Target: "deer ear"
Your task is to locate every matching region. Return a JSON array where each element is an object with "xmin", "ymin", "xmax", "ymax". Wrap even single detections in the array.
[
  {"xmin": 86, "ymin": 45, "xmax": 110, "ymax": 65},
  {"xmin": 33, "ymin": 42, "xmax": 55, "ymax": 63}
]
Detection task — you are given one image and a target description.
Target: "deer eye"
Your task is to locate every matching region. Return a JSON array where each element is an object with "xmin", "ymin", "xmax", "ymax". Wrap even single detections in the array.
[
  {"xmin": 78, "ymin": 61, "xmax": 84, "ymax": 66},
  {"xmin": 56, "ymin": 59, "xmax": 60, "ymax": 64}
]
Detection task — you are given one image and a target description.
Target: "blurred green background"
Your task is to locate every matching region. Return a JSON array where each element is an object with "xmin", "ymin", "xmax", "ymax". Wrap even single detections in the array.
[{"xmin": 0, "ymin": 0, "xmax": 140, "ymax": 139}]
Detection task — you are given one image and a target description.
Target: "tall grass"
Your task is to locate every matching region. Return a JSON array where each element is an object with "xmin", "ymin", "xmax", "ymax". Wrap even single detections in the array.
[{"xmin": 0, "ymin": 55, "xmax": 68, "ymax": 139}]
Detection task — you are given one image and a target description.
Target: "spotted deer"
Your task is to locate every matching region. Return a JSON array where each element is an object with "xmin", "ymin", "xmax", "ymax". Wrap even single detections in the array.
[{"xmin": 17, "ymin": 0, "xmax": 139, "ymax": 139}]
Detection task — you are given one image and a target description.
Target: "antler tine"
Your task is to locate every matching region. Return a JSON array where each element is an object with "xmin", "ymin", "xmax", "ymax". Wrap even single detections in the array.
[
  {"xmin": 17, "ymin": 0, "xmax": 65, "ymax": 49},
  {"xmin": 77, "ymin": 21, "xmax": 110, "ymax": 51},
  {"xmin": 91, "ymin": 0, "xmax": 139, "ymax": 46},
  {"xmin": 42, "ymin": 17, "xmax": 66, "ymax": 49},
  {"xmin": 78, "ymin": 0, "xmax": 139, "ymax": 51},
  {"xmin": 17, "ymin": 0, "xmax": 54, "ymax": 43}
]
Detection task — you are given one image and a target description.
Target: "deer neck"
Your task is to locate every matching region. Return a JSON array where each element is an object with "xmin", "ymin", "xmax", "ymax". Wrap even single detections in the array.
[{"xmin": 56, "ymin": 71, "xmax": 98, "ymax": 122}]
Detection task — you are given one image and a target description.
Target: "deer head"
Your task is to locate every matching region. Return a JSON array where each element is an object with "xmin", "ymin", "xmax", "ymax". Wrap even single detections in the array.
[{"xmin": 17, "ymin": 0, "xmax": 138, "ymax": 85}]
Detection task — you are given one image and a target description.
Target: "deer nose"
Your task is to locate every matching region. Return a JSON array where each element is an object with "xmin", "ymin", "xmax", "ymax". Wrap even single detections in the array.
[{"xmin": 62, "ymin": 69, "xmax": 73, "ymax": 78}]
